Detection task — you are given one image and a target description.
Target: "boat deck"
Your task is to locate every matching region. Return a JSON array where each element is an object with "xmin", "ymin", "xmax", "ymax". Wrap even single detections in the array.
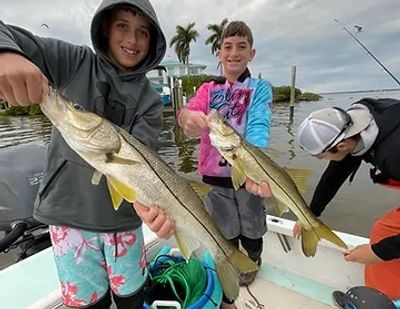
[
  {"xmin": 53, "ymin": 277, "xmax": 334, "ymax": 309},
  {"xmin": 237, "ymin": 276, "xmax": 334, "ymax": 309}
]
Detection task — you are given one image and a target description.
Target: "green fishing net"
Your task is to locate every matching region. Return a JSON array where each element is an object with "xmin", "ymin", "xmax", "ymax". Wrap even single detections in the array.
[{"xmin": 147, "ymin": 255, "xmax": 208, "ymax": 308}]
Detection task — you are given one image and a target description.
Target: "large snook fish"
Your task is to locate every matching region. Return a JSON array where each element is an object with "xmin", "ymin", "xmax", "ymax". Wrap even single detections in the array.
[
  {"xmin": 40, "ymin": 88, "xmax": 258, "ymax": 300},
  {"xmin": 207, "ymin": 110, "xmax": 348, "ymax": 257}
]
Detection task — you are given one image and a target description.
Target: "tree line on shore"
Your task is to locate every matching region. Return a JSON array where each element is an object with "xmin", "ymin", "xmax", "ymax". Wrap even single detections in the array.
[
  {"xmin": 180, "ymin": 75, "xmax": 321, "ymax": 103},
  {"xmin": 0, "ymin": 80, "xmax": 321, "ymax": 116}
]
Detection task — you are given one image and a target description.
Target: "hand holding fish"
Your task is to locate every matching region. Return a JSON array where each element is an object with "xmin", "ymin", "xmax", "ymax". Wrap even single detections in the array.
[
  {"xmin": 178, "ymin": 109, "xmax": 208, "ymax": 137},
  {"xmin": 344, "ymin": 244, "xmax": 383, "ymax": 265},
  {"xmin": 0, "ymin": 52, "xmax": 49, "ymax": 106},
  {"xmin": 133, "ymin": 202, "xmax": 175, "ymax": 239},
  {"xmin": 245, "ymin": 178, "xmax": 272, "ymax": 197}
]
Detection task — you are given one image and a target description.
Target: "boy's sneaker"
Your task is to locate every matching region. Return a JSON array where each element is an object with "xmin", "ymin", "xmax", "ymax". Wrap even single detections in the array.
[{"xmin": 239, "ymin": 257, "xmax": 262, "ymax": 286}]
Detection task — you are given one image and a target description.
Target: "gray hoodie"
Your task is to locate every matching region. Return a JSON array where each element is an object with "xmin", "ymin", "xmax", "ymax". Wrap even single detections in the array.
[{"xmin": 0, "ymin": 0, "xmax": 166, "ymax": 232}]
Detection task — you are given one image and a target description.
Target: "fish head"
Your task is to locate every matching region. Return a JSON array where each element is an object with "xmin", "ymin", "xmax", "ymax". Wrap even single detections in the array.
[
  {"xmin": 40, "ymin": 88, "xmax": 121, "ymax": 154},
  {"xmin": 207, "ymin": 110, "xmax": 241, "ymax": 157}
]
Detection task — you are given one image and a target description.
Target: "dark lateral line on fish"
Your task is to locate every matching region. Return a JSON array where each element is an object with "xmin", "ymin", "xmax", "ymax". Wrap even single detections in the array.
[
  {"xmin": 128, "ymin": 139, "xmax": 230, "ymax": 257},
  {"xmin": 243, "ymin": 142, "xmax": 311, "ymax": 222}
]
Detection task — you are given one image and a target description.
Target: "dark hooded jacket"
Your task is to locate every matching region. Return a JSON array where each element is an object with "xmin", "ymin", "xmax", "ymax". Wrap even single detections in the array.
[
  {"xmin": 0, "ymin": 0, "xmax": 166, "ymax": 232},
  {"xmin": 309, "ymin": 98, "xmax": 400, "ymax": 260}
]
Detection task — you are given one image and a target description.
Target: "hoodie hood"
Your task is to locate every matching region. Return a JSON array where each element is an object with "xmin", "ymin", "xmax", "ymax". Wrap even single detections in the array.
[{"xmin": 90, "ymin": 0, "xmax": 166, "ymax": 77}]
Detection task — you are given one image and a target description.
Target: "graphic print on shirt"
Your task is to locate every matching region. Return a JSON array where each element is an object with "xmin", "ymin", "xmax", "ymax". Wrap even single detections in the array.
[
  {"xmin": 209, "ymin": 83, "xmax": 253, "ymax": 170},
  {"xmin": 210, "ymin": 84, "xmax": 253, "ymax": 128}
]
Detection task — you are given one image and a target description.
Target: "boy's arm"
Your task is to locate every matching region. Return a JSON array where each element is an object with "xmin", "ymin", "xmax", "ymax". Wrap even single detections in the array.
[
  {"xmin": 245, "ymin": 80, "xmax": 273, "ymax": 148},
  {"xmin": 177, "ymin": 83, "xmax": 210, "ymax": 137},
  {"xmin": 0, "ymin": 22, "xmax": 88, "ymax": 104}
]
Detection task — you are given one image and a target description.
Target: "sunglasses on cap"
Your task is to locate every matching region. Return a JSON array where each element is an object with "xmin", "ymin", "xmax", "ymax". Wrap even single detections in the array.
[{"xmin": 317, "ymin": 107, "xmax": 353, "ymax": 155}]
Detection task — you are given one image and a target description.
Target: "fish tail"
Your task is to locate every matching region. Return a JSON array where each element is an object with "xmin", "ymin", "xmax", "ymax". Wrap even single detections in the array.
[
  {"xmin": 215, "ymin": 249, "xmax": 259, "ymax": 300},
  {"xmin": 301, "ymin": 220, "xmax": 348, "ymax": 257},
  {"xmin": 316, "ymin": 220, "xmax": 348, "ymax": 250},
  {"xmin": 215, "ymin": 260, "xmax": 240, "ymax": 301}
]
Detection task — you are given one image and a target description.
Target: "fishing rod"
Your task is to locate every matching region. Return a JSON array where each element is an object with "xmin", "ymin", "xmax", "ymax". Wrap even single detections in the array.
[{"xmin": 334, "ymin": 19, "xmax": 400, "ymax": 87}]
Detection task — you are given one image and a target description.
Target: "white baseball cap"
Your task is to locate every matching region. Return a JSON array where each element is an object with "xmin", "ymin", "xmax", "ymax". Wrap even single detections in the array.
[{"xmin": 297, "ymin": 106, "xmax": 371, "ymax": 155}]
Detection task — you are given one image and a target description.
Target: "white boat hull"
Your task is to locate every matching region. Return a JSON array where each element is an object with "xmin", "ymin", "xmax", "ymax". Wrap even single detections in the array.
[{"xmin": 0, "ymin": 216, "xmax": 368, "ymax": 308}]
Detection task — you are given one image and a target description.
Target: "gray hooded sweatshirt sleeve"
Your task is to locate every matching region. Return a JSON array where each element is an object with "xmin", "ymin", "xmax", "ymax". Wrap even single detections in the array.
[{"xmin": 0, "ymin": 0, "xmax": 167, "ymax": 232}]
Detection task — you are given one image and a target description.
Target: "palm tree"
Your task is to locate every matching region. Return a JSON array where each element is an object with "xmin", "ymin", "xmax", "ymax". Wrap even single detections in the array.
[
  {"xmin": 205, "ymin": 18, "xmax": 228, "ymax": 75},
  {"xmin": 169, "ymin": 23, "xmax": 199, "ymax": 76},
  {"xmin": 205, "ymin": 18, "xmax": 228, "ymax": 55}
]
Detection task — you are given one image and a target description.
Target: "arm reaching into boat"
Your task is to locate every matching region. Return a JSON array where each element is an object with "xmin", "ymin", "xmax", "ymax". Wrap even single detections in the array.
[{"xmin": 344, "ymin": 244, "xmax": 383, "ymax": 265}]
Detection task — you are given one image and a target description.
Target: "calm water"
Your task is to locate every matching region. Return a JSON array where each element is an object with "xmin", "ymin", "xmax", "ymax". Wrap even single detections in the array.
[{"xmin": 1, "ymin": 91, "xmax": 400, "ymax": 267}]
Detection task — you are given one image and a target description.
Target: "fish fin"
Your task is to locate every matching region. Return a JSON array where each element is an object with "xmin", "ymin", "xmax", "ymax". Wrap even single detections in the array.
[
  {"xmin": 188, "ymin": 180, "xmax": 211, "ymax": 200},
  {"xmin": 231, "ymin": 161, "xmax": 247, "ymax": 190},
  {"xmin": 217, "ymin": 249, "xmax": 259, "ymax": 300},
  {"xmin": 300, "ymin": 227, "xmax": 320, "ymax": 257},
  {"xmin": 271, "ymin": 199, "xmax": 290, "ymax": 216},
  {"xmin": 229, "ymin": 248, "xmax": 259, "ymax": 274},
  {"xmin": 106, "ymin": 175, "xmax": 137, "ymax": 206},
  {"xmin": 106, "ymin": 153, "xmax": 141, "ymax": 165},
  {"xmin": 261, "ymin": 148, "xmax": 282, "ymax": 160},
  {"xmin": 284, "ymin": 168, "xmax": 311, "ymax": 193},
  {"xmin": 301, "ymin": 220, "xmax": 348, "ymax": 257},
  {"xmin": 215, "ymin": 260, "xmax": 240, "ymax": 300},
  {"xmin": 174, "ymin": 231, "xmax": 200, "ymax": 260},
  {"xmin": 316, "ymin": 220, "xmax": 348, "ymax": 250},
  {"xmin": 106, "ymin": 179, "xmax": 124, "ymax": 210},
  {"xmin": 91, "ymin": 170, "xmax": 103, "ymax": 185}
]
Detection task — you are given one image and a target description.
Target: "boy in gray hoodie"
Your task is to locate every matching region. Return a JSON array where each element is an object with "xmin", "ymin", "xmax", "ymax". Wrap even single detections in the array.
[{"xmin": 0, "ymin": 0, "xmax": 175, "ymax": 308}]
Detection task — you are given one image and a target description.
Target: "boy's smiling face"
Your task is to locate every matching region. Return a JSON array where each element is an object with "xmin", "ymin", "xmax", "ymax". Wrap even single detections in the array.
[
  {"xmin": 218, "ymin": 35, "xmax": 255, "ymax": 82},
  {"xmin": 107, "ymin": 8, "xmax": 151, "ymax": 72}
]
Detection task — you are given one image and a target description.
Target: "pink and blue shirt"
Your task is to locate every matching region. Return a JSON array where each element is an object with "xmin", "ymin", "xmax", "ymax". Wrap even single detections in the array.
[{"xmin": 183, "ymin": 75, "xmax": 273, "ymax": 180}]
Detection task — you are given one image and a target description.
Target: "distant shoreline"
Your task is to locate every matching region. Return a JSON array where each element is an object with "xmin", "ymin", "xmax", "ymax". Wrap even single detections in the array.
[{"xmin": 318, "ymin": 88, "xmax": 400, "ymax": 95}]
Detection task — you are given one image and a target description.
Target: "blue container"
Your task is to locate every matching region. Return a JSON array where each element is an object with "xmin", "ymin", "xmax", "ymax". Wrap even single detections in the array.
[{"xmin": 144, "ymin": 246, "xmax": 222, "ymax": 309}]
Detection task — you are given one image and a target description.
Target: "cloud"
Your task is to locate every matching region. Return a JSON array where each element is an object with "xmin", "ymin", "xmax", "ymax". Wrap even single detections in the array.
[{"xmin": 0, "ymin": 0, "xmax": 399, "ymax": 92}]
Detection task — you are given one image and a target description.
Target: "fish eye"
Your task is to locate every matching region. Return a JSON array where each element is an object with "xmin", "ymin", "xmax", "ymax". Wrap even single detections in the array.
[{"xmin": 73, "ymin": 104, "xmax": 82, "ymax": 110}]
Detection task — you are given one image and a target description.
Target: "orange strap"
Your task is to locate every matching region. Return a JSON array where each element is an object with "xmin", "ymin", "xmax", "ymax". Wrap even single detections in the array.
[
  {"xmin": 381, "ymin": 178, "xmax": 400, "ymax": 190},
  {"xmin": 373, "ymin": 171, "xmax": 400, "ymax": 190},
  {"xmin": 365, "ymin": 207, "xmax": 400, "ymax": 300}
]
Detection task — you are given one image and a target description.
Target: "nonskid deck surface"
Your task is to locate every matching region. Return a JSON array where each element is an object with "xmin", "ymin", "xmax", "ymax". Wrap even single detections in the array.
[{"xmin": 237, "ymin": 277, "xmax": 334, "ymax": 309}]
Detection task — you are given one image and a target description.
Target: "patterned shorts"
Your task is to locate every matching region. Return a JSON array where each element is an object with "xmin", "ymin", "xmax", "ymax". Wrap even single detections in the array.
[{"xmin": 49, "ymin": 225, "xmax": 147, "ymax": 307}]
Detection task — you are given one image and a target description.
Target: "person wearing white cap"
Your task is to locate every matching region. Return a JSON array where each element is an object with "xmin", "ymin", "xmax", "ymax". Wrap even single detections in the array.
[{"xmin": 295, "ymin": 97, "xmax": 400, "ymax": 301}]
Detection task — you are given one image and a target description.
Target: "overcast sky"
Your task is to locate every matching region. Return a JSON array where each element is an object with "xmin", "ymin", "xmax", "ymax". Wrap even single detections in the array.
[{"xmin": 1, "ymin": 0, "xmax": 399, "ymax": 93}]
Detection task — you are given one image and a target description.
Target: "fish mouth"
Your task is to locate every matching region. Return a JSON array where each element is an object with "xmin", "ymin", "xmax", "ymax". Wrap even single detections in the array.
[
  {"xmin": 40, "ymin": 89, "xmax": 68, "ymax": 126},
  {"xmin": 220, "ymin": 145, "xmax": 235, "ymax": 151}
]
